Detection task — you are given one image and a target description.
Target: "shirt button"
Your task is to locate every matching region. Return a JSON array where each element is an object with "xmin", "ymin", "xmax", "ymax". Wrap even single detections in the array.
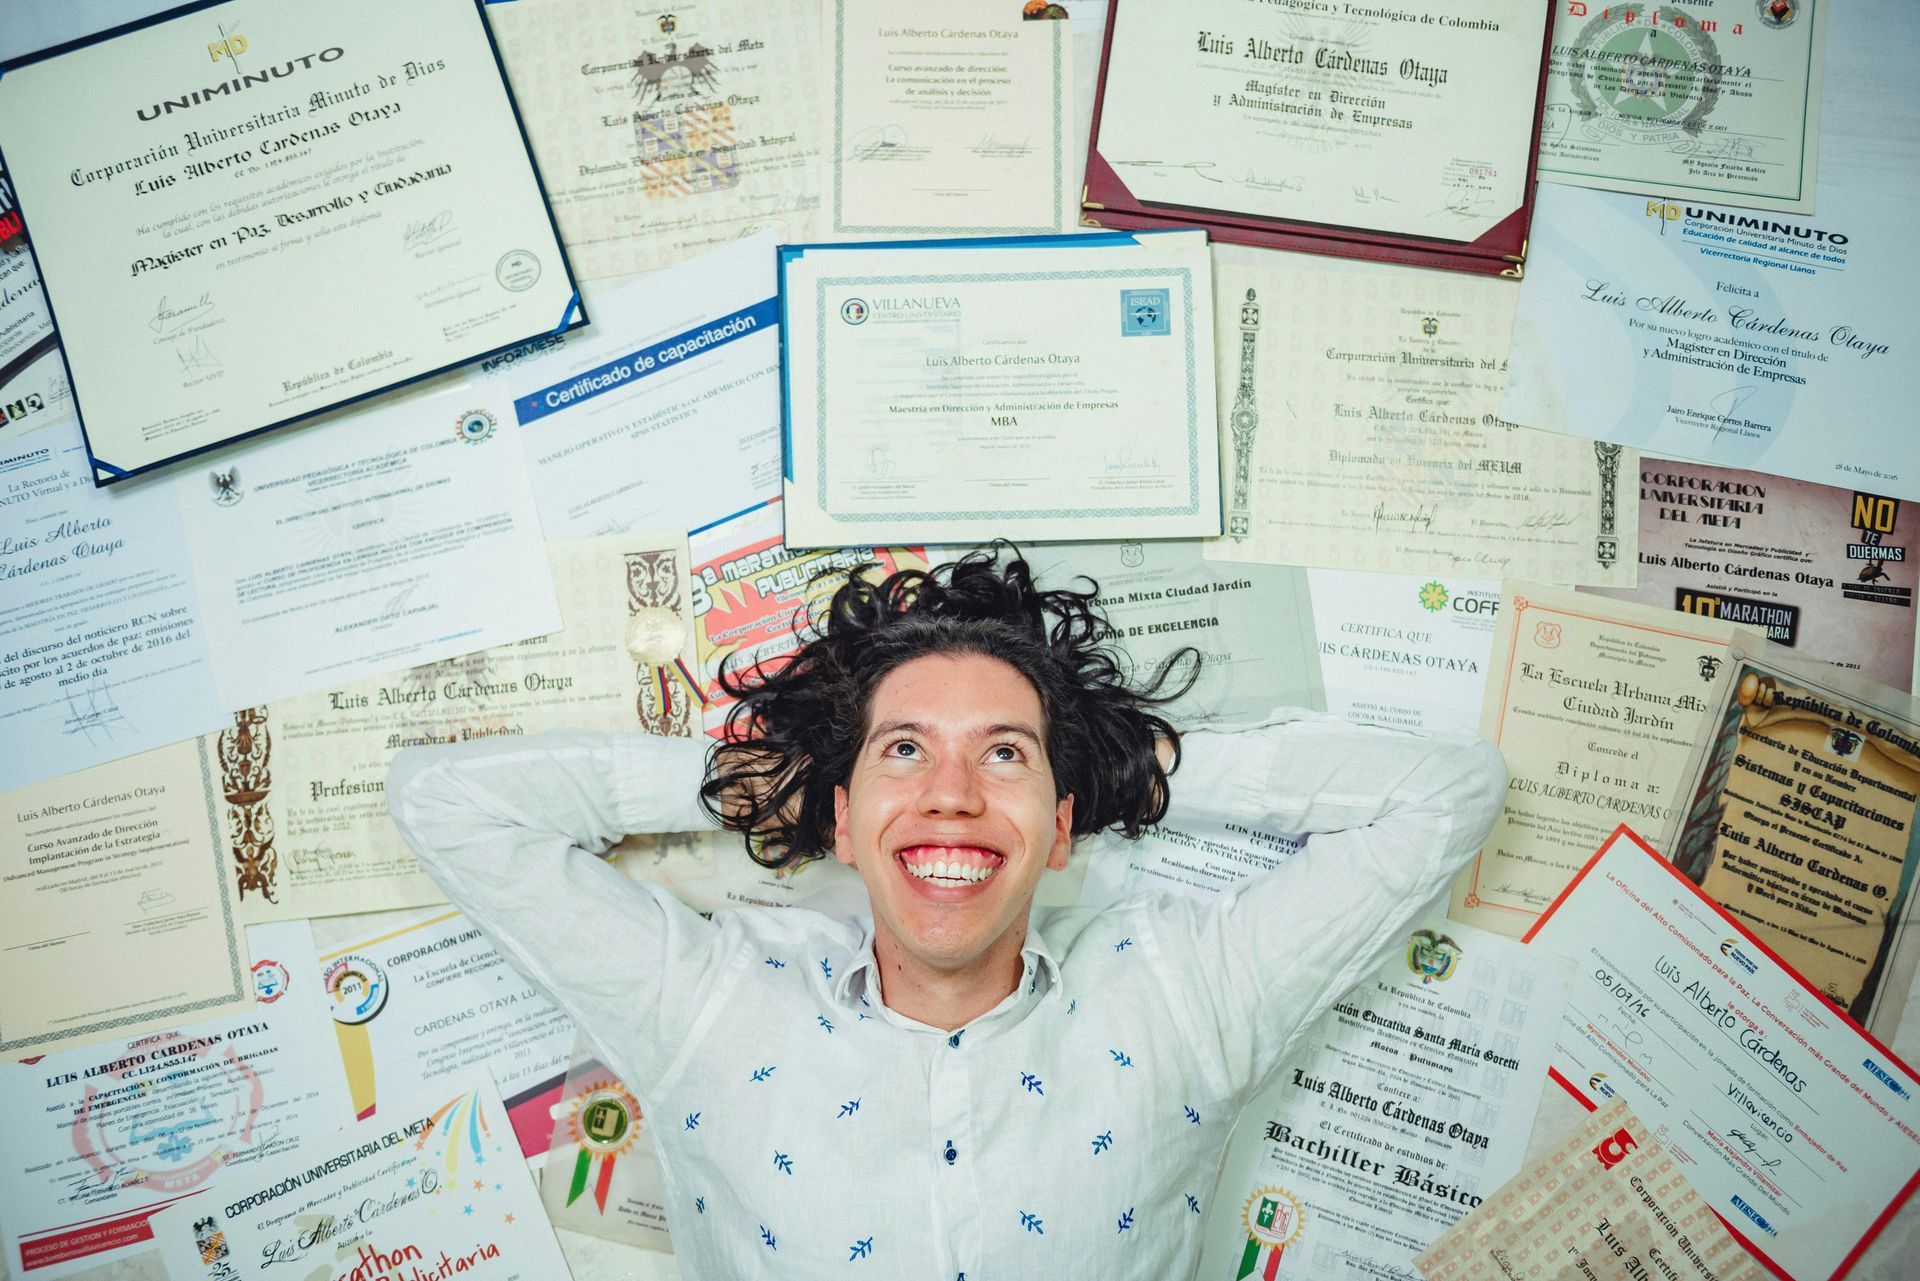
[
  {"xmin": 943, "ymin": 1140, "xmax": 958, "ymax": 1165},
  {"xmin": 947, "ymin": 1031, "xmax": 963, "ymax": 1048}
]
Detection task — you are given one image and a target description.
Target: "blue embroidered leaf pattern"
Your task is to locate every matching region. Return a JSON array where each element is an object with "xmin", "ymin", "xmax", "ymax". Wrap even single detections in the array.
[
  {"xmin": 838, "ymin": 1098, "xmax": 861, "ymax": 1118},
  {"xmin": 696, "ymin": 1197, "xmax": 706, "ymax": 1214},
  {"xmin": 857, "ymin": 1011, "xmax": 871, "ymax": 1021},
  {"xmin": 759, "ymin": 1225, "xmax": 777, "ymax": 1250},
  {"xmin": 1109, "ymin": 1049, "xmax": 1133, "ymax": 1067},
  {"xmin": 1185, "ymin": 1193, "xmax": 1201, "ymax": 1214},
  {"xmin": 1117, "ymin": 1207, "xmax": 1135, "ymax": 1232},
  {"xmin": 773, "ymin": 1151, "xmax": 793, "ymax": 1175},
  {"xmin": 764, "ymin": 957, "xmax": 787, "ymax": 970},
  {"xmin": 821, "ymin": 956, "xmax": 833, "ymax": 980},
  {"xmin": 1018, "ymin": 1211, "xmax": 1045, "ymax": 1235},
  {"xmin": 684, "ymin": 1112, "xmax": 701, "ymax": 1131},
  {"xmin": 1113, "ymin": 937, "xmax": 1133, "ymax": 952},
  {"xmin": 1019, "ymin": 1072, "xmax": 1044, "ymax": 1095},
  {"xmin": 1184, "ymin": 1105, "xmax": 1201, "ymax": 1125},
  {"xmin": 1067, "ymin": 997, "xmax": 1077, "ymax": 1015},
  {"xmin": 849, "ymin": 1237, "xmax": 874, "ymax": 1261},
  {"xmin": 818, "ymin": 1014, "xmax": 835, "ymax": 1033},
  {"xmin": 1091, "ymin": 1130, "xmax": 1113, "ymax": 1155},
  {"xmin": 750, "ymin": 1066, "xmax": 776, "ymax": 1083}
]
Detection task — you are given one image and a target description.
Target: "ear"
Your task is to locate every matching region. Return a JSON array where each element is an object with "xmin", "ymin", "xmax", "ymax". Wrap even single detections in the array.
[
  {"xmin": 1045, "ymin": 793, "xmax": 1074, "ymax": 871},
  {"xmin": 832, "ymin": 784, "xmax": 855, "ymax": 867}
]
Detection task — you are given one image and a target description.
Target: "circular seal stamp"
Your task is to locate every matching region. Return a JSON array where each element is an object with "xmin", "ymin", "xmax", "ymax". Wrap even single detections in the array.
[
  {"xmin": 251, "ymin": 957, "xmax": 290, "ymax": 1003},
  {"xmin": 1241, "ymin": 1185, "xmax": 1305, "ymax": 1250},
  {"xmin": 568, "ymin": 1079, "xmax": 643, "ymax": 1157},
  {"xmin": 455, "ymin": 407, "xmax": 496, "ymax": 444},
  {"xmin": 625, "ymin": 605, "xmax": 684, "ymax": 665},
  {"xmin": 839, "ymin": 297, "xmax": 869, "ymax": 325},
  {"xmin": 1757, "ymin": 0, "xmax": 1799, "ymax": 28},
  {"xmin": 322, "ymin": 953, "xmax": 389, "ymax": 1026},
  {"xmin": 496, "ymin": 249, "xmax": 542, "ymax": 292},
  {"xmin": 1566, "ymin": 8, "xmax": 1722, "ymax": 147},
  {"xmin": 72, "ymin": 1031, "xmax": 264, "ymax": 1198}
]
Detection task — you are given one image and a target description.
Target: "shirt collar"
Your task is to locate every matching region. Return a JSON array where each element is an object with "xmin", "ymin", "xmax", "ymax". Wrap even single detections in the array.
[{"xmin": 831, "ymin": 918, "xmax": 1065, "ymax": 1018}]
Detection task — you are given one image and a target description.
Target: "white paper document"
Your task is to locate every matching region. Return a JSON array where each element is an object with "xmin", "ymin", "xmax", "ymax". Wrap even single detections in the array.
[
  {"xmin": 490, "ymin": 236, "xmax": 781, "ymax": 539},
  {"xmin": 0, "ymin": 922, "xmax": 349, "ymax": 1279},
  {"xmin": 1308, "ymin": 570, "xmax": 1499, "ymax": 735},
  {"xmin": 781, "ymin": 230, "xmax": 1221, "ymax": 547},
  {"xmin": 0, "ymin": 173, "xmax": 69, "ymax": 438},
  {"xmin": 823, "ymin": 0, "xmax": 1074, "ymax": 237},
  {"xmin": 1503, "ymin": 183, "xmax": 1917, "ymax": 499}
]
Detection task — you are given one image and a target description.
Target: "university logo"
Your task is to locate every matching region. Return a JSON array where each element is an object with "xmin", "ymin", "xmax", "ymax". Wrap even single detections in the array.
[
  {"xmin": 1406, "ymin": 929, "xmax": 1461, "ymax": 984},
  {"xmin": 1121, "ymin": 288, "xmax": 1170, "ymax": 337},
  {"xmin": 840, "ymin": 298, "xmax": 869, "ymax": 325},
  {"xmin": 1119, "ymin": 541, "xmax": 1145, "ymax": 568},
  {"xmin": 208, "ymin": 29, "xmax": 248, "ymax": 63},
  {"xmin": 1758, "ymin": 0, "xmax": 1799, "ymax": 28},
  {"xmin": 1238, "ymin": 1185, "xmax": 1305, "ymax": 1277},
  {"xmin": 1591, "ymin": 1126, "xmax": 1637, "ymax": 1170},
  {"xmin": 1533, "ymin": 620, "xmax": 1563, "ymax": 649},
  {"xmin": 208, "ymin": 466, "xmax": 242, "ymax": 506},
  {"xmin": 193, "ymin": 1216, "xmax": 229, "ymax": 1264},
  {"xmin": 1418, "ymin": 580, "xmax": 1448, "ymax": 612},
  {"xmin": 456, "ymin": 408, "xmax": 496, "ymax": 444}
]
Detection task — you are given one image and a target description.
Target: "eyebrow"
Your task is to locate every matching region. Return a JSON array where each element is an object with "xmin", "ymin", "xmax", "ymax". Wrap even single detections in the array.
[{"xmin": 865, "ymin": 719, "xmax": 1044, "ymax": 748}]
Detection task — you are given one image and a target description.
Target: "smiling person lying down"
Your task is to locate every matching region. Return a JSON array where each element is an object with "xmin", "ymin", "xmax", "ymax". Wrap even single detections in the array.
[{"xmin": 386, "ymin": 545, "xmax": 1504, "ymax": 1280}]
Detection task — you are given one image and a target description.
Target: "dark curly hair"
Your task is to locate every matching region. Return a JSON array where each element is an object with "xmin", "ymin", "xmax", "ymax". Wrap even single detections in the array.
[{"xmin": 697, "ymin": 545, "xmax": 1199, "ymax": 869}]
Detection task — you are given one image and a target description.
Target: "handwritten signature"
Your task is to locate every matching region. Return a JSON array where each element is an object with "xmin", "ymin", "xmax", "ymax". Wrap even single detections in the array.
[
  {"xmin": 64, "ymin": 678, "xmax": 136, "ymax": 743},
  {"xmin": 1372, "ymin": 501, "xmax": 1439, "ymax": 533},
  {"xmin": 1102, "ymin": 448, "xmax": 1162, "ymax": 474},
  {"xmin": 149, "ymin": 292, "xmax": 216, "ymax": 335},
  {"xmin": 176, "ymin": 335, "xmax": 222, "ymax": 376},
  {"xmin": 849, "ymin": 125, "xmax": 909, "ymax": 161},
  {"xmin": 1112, "ymin": 158, "xmax": 1223, "ymax": 184},
  {"xmin": 402, "ymin": 210, "xmax": 456, "ymax": 251},
  {"xmin": 971, "ymin": 132, "xmax": 1033, "ymax": 160}
]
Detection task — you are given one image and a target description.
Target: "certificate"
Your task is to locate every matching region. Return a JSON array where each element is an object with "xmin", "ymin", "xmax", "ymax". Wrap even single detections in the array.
[
  {"xmin": 0, "ymin": 0, "xmax": 581, "ymax": 484},
  {"xmin": 490, "ymin": 236, "xmax": 781, "ymax": 540},
  {"xmin": 1198, "ymin": 921, "xmax": 1572, "ymax": 1281},
  {"xmin": 490, "ymin": 0, "xmax": 822, "ymax": 280},
  {"xmin": 0, "ymin": 172, "xmax": 68, "ymax": 439},
  {"xmin": 0, "ymin": 922, "xmax": 349, "ymax": 1279},
  {"xmin": 316, "ymin": 909, "xmax": 575, "ymax": 1159},
  {"xmin": 1451, "ymin": 583, "xmax": 1743, "ymax": 939},
  {"xmin": 1664, "ymin": 637, "xmax": 1920, "ymax": 1040},
  {"xmin": 214, "ymin": 532, "xmax": 695, "ymax": 924},
  {"xmin": 1416, "ymin": 1098, "xmax": 1764, "ymax": 1281},
  {"xmin": 0, "ymin": 422, "xmax": 226, "ymax": 793},
  {"xmin": 1309, "ymin": 570, "xmax": 1500, "ymax": 734},
  {"xmin": 176, "ymin": 383, "xmax": 560, "ymax": 716},
  {"xmin": 823, "ymin": 1, "xmax": 1073, "ymax": 237},
  {"xmin": 1204, "ymin": 259, "xmax": 1636, "ymax": 586},
  {"xmin": 1525, "ymin": 828, "xmax": 1920, "ymax": 1281},
  {"xmin": 1539, "ymin": 0, "xmax": 1827, "ymax": 213},
  {"xmin": 1079, "ymin": 809, "xmax": 1304, "ymax": 911},
  {"xmin": 1502, "ymin": 184, "xmax": 1918, "ymax": 500},
  {"xmin": 1585, "ymin": 458, "xmax": 1917, "ymax": 692},
  {"xmin": 1, "ymin": 739, "xmax": 250, "ymax": 1060},
  {"xmin": 690, "ymin": 497, "xmax": 925, "ymax": 737},
  {"xmin": 538, "ymin": 1038, "xmax": 669, "ymax": 1251},
  {"xmin": 150, "ymin": 1073, "xmax": 569, "ymax": 1281},
  {"xmin": 780, "ymin": 231, "xmax": 1221, "ymax": 548},
  {"xmin": 1021, "ymin": 538, "xmax": 1323, "ymax": 727},
  {"xmin": 1085, "ymin": 0, "xmax": 1551, "ymax": 273}
]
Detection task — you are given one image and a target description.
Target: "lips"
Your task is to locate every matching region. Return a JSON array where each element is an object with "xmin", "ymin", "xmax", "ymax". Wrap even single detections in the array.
[{"xmin": 895, "ymin": 844, "xmax": 1006, "ymax": 890}]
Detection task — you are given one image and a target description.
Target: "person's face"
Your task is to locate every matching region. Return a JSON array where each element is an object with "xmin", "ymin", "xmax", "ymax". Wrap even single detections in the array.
[{"xmin": 834, "ymin": 652, "xmax": 1073, "ymax": 979}]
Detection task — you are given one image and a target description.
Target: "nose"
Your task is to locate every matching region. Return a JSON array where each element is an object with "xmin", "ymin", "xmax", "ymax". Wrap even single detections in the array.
[{"xmin": 917, "ymin": 749, "xmax": 984, "ymax": 817}]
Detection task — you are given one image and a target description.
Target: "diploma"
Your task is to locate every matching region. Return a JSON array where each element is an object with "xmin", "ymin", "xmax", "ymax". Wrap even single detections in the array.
[
  {"xmin": 0, "ymin": 922, "xmax": 349, "ymax": 1279},
  {"xmin": 1, "ymin": 739, "xmax": 251, "ymax": 1061},
  {"xmin": 0, "ymin": 0, "xmax": 581, "ymax": 483},
  {"xmin": 1203, "ymin": 258, "xmax": 1637, "ymax": 587},
  {"xmin": 1586, "ymin": 459, "xmax": 1916, "ymax": 692},
  {"xmin": 1502, "ymin": 184, "xmax": 1917, "ymax": 500},
  {"xmin": 1451, "ymin": 583, "xmax": 1743, "ymax": 939},
  {"xmin": 1416, "ymin": 1097, "xmax": 1765, "ymax": 1281},
  {"xmin": 1525, "ymin": 829, "xmax": 1920, "ymax": 1281},
  {"xmin": 1085, "ymin": 0, "xmax": 1550, "ymax": 271},
  {"xmin": 316, "ymin": 910, "xmax": 575, "ymax": 1159},
  {"xmin": 823, "ymin": 1, "xmax": 1073, "ymax": 238},
  {"xmin": 490, "ymin": 0, "xmax": 822, "ymax": 280},
  {"xmin": 213, "ymin": 532, "xmax": 695, "ymax": 924},
  {"xmin": 489, "ymin": 236, "xmax": 781, "ymax": 540},
  {"xmin": 1199, "ymin": 921, "xmax": 1572, "ymax": 1280},
  {"xmin": 176, "ymin": 383, "xmax": 560, "ymax": 715},
  {"xmin": 1022, "ymin": 538, "xmax": 1323, "ymax": 727},
  {"xmin": 0, "ymin": 173, "xmax": 68, "ymax": 438},
  {"xmin": 1539, "ymin": 0, "xmax": 1827, "ymax": 213},
  {"xmin": 0, "ymin": 423, "xmax": 226, "ymax": 793},
  {"xmin": 1309, "ymin": 570, "xmax": 1500, "ymax": 734},
  {"xmin": 1080, "ymin": 810, "xmax": 1304, "ymax": 911},
  {"xmin": 538, "ymin": 1038, "xmax": 669, "ymax": 1250},
  {"xmin": 1664, "ymin": 637, "xmax": 1920, "ymax": 1039},
  {"xmin": 149, "ymin": 1072, "xmax": 569, "ymax": 1281},
  {"xmin": 780, "ymin": 230, "xmax": 1221, "ymax": 548}
]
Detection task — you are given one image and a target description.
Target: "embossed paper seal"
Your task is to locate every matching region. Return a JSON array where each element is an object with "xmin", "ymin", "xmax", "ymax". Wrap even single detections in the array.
[{"xmin": 625, "ymin": 606, "xmax": 684, "ymax": 666}]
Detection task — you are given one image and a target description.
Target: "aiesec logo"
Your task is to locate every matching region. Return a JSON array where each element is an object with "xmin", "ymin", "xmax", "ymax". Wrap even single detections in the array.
[{"xmin": 840, "ymin": 298, "xmax": 869, "ymax": 325}]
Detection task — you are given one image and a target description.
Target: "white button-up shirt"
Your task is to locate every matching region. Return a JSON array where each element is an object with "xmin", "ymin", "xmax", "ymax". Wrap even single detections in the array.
[{"xmin": 386, "ymin": 710, "xmax": 1503, "ymax": 1281}]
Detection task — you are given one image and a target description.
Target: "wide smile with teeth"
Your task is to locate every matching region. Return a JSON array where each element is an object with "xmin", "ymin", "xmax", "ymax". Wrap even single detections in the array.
[{"xmin": 898, "ymin": 846, "xmax": 1004, "ymax": 887}]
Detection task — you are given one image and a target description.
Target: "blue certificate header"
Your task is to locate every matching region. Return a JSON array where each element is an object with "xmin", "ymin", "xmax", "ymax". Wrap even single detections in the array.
[{"xmin": 514, "ymin": 296, "xmax": 777, "ymax": 426}]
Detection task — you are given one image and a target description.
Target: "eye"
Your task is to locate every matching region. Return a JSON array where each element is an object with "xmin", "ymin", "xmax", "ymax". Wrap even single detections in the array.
[
  {"xmin": 988, "ymin": 743, "xmax": 1022, "ymax": 763},
  {"xmin": 883, "ymin": 739, "xmax": 920, "ymax": 759}
]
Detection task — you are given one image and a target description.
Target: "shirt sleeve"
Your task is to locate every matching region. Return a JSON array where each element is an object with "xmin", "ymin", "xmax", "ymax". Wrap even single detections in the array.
[
  {"xmin": 384, "ymin": 729, "xmax": 745, "ymax": 1097},
  {"xmin": 1139, "ymin": 709, "xmax": 1506, "ymax": 1104}
]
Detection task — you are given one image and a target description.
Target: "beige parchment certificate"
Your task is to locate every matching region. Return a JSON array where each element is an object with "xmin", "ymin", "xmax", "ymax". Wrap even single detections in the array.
[
  {"xmin": 1665, "ymin": 636, "xmax": 1920, "ymax": 1040},
  {"xmin": 1203, "ymin": 262, "xmax": 1637, "ymax": 587},
  {"xmin": 212, "ymin": 533, "xmax": 697, "ymax": 923},
  {"xmin": 0, "ymin": 739, "xmax": 250, "ymax": 1060},
  {"xmin": 1451, "ymin": 583, "xmax": 1742, "ymax": 939},
  {"xmin": 1416, "ymin": 1098, "xmax": 1762, "ymax": 1281},
  {"xmin": 490, "ymin": 0, "xmax": 821, "ymax": 280}
]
